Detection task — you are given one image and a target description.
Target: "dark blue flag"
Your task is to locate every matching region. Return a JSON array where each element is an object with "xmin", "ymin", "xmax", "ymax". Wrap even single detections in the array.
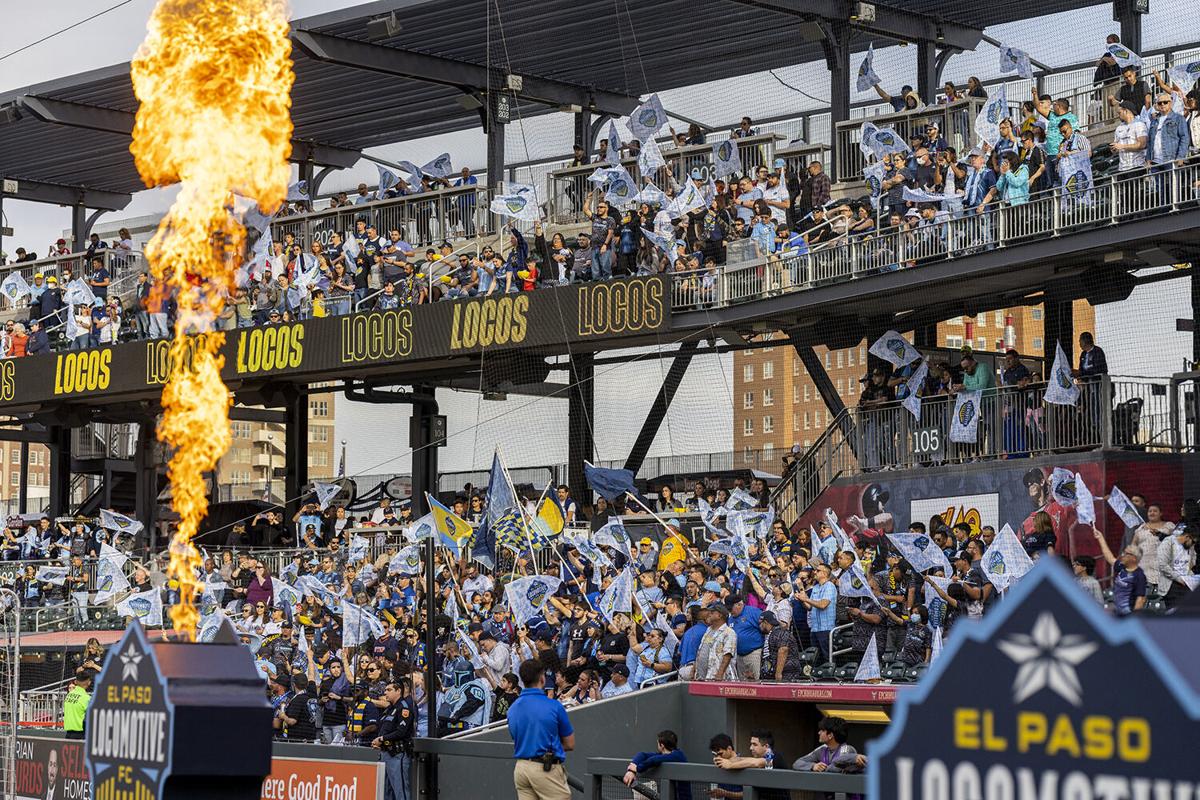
[{"xmin": 584, "ymin": 461, "xmax": 637, "ymax": 501}]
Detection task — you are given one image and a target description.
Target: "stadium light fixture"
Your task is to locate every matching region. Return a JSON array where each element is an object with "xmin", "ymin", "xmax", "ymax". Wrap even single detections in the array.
[{"xmin": 366, "ymin": 11, "xmax": 402, "ymax": 40}]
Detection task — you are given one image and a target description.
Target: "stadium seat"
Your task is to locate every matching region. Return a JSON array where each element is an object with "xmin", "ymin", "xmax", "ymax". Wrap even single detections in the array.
[
  {"xmin": 907, "ymin": 663, "xmax": 929, "ymax": 682},
  {"xmin": 812, "ymin": 662, "xmax": 837, "ymax": 681},
  {"xmin": 834, "ymin": 661, "xmax": 859, "ymax": 682},
  {"xmin": 881, "ymin": 661, "xmax": 908, "ymax": 682}
]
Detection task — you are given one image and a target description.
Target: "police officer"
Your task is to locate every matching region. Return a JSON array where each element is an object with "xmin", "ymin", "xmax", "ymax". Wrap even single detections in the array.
[
  {"xmin": 507, "ymin": 659, "xmax": 575, "ymax": 800},
  {"xmin": 372, "ymin": 680, "xmax": 415, "ymax": 800}
]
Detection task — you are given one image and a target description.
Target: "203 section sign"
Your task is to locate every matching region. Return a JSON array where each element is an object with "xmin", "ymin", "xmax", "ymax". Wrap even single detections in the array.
[
  {"xmin": 869, "ymin": 561, "xmax": 1200, "ymax": 800},
  {"xmin": 85, "ymin": 623, "xmax": 174, "ymax": 800}
]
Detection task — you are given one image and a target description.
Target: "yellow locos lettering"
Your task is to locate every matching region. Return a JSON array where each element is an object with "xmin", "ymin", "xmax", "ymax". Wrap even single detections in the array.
[
  {"xmin": 236, "ymin": 323, "xmax": 305, "ymax": 373},
  {"xmin": 449, "ymin": 295, "xmax": 527, "ymax": 351},
  {"xmin": 578, "ymin": 278, "xmax": 664, "ymax": 337},
  {"xmin": 53, "ymin": 349, "xmax": 111, "ymax": 395},
  {"xmin": 0, "ymin": 360, "xmax": 14, "ymax": 402},
  {"xmin": 341, "ymin": 309, "xmax": 412, "ymax": 363}
]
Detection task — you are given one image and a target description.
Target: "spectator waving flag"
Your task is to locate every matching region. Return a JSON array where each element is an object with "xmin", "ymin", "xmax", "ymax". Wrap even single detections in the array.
[
  {"xmin": 1106, "ymin": 43, "xmax": 1142, "ymax": 69},
  {"xmin": 638, "ymin": 135, "xmax": 666, "ymax": 174},
  {"xmin": 1107, "ymin": 485, "xmax": 1145, "ymax": 528},
  {"xmin": 34, "ymin": 566, "xmax": 69, "ymax": 585},
  {"xmin": 506, "ymin": 575, "xmax": 562, "ymax": 625},
  {"xmin": 584, "ymin": 460, "xmax": 637, "ymax": 501},
  {"xmin": 606, "ymin": 121, "xmax": 622, "ymax": 166},
  {"xmin": 864, "ymin": 159, "xmax": 888, "ymax": 209},
  {"xmin": 238, "ymin": 197, "xmax": 274, "ymax": 235},
  {"xmin": 1058, "ymin": 148, "xmax": 1094, "ymax": 206},
  {"xmin": 1044, "ymin": 342, "xmax": 1080, "ymax": 405},
  {"xmin": 389, "ymin": 544, "xmax": 424, "ymax": 576},
  {"xmin": 949, "ymin": 390, "xmax": 982, "ymax": 443},
  {"xmin": 923, "ymin": 575, "xmax": 951, "ymax": 610},
  {"xmin": 64, "ymin": 278, "xmax": 96, "ymax": 307},
  {"xmin": 273, "ymin": 581, "xmax": 301, "ymax": 609},
  {"xmin": 376, "ymin": 164, "xmax": 399, "ymax": 199},
  {"xmin": 860, "ymin": 122, "xmax": 910, "ymax": 161},
  {"xmin": 854, "ymin": 634, "xmax": 881, "ymax": 682},
  {"xmin": 999, "ymin": 45, "xmax": 1034, "ymax": 80},
  {"xmin": 711, "ymin": 139, "xmax": 743, "ymax": 179},
  {"xmin": 981, "ymin": 524, "xmax": 1034, "ymax": 592},
  {"xmin": 421, "ymin": 153, "xmax": 454, "ymax": 179},
  {"xmin": 603, "ymin": 166, "xmax": 638, "ymax": 208},
  {"xmin": 95, "ymin": 556, "xmax": 131, "ymax": 604},
  {"xmin": 490, "ymin": 185, "xmax": 542, "ymax": 222},
  {"xmin": 902, "ymin": 361, "xmax": 929, "ymax": 421},
  {"xmin": 349, "ymin": 535, "xmax": 370, "ymax": 562},
  {"xmin": 869, "ymin": 330, "xmax": 922, "ymax": 367},
  {"xmin": 395, "ymin": 160, "xmax": 424, "ymax": 187},
  {"xmin": 594, "ymin": 517, "xmax": 631, "ymax": 550},
  {"xmin": 0, "ymin": 272, "xmax": 31, "ymax": 306},
  {"xmin": 598, "ymin": 568, "xmax": 634, "ymax": 623},
  {"xmin": 1075, "ymin": 472, "xmax": 1097, "ymax": 526},
  {"xmin": 470, "ymin": 516, "xmax": 496, "ymax": 569},
  {"xmin": 634, "ymin": 182, "xmax": 669, "ymax": 207},
  {"xmin": 838, "ymin": 563, "xmax": 875, "ymax": 600},
  {"xmin": 408, "ymin": 512, "xmax": 438, "ymax": 543},
  {"xmin": 974, "ymin": 84, "xmax": 1009, "ymax": 146},
  {"xmin": 313, "ymin": 482, "xmax": 341, "ymax": 510},
  {"xmin": 857, "ymin": 42, "xmax": 882, "ymax": 91},
  {"xmin": 1168, "ymin": 60, "xmax": 1200, "ymax": 91},
  {"xmin": 100, "ymin": 508, "xmax": 144, "ymax": 536},
  {"xmin": 887, "ymin": 532, "xmax": 952, "ymax": 573},
  {"xmin": 117, "ymin": 588, "xmax": 164, "ymax": 627},
  {"xmin": 640, "ymin": 227, "xmax": 674, "ymax": 255},
  {"xmin": 902, "ymin": 186, "xmax": 958, "ymax": 204},
  {"xmin": 342, "ymin": 601, "xmax": 386, "ymax": 647},
  {"xmin": 427, "ymin": 492, "xmax": 474, "ymax": 557},
  {"xmin": 286, "ymin": 180, "xmax": 309, "ymax": 202},
  {"xmin": 628, "ymin": 93, "xmax": 667, "ymax": 142},
  {"xmin": 570, "ymin": 534, "xmax": 612, "ymax": 568},
  {"xmin": 1049, "ymin": 467, "xmax": 1077, "ymax": 506},
  {"xmin": 667, "ymin": 180, "xmax": 707, "ymax": 217}
]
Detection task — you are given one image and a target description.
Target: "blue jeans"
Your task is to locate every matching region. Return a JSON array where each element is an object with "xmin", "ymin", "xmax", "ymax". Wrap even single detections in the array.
[
  {"xmin": 383, "ymin": 751, "xmax": 411, "ymax": 800},
  {"xmin": 594, "ymin": 249, "xmax": 613, "ymax": 280},
  {"xmin": 813, "ymin": 630, "xmax": 832, "ymax": 663}
]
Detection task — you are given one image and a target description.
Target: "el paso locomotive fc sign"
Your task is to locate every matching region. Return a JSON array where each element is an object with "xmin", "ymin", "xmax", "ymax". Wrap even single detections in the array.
[
  {"xmin": 85, "ymin": 623, "xmax": 175, "ymax": 800},
  {"xmin": 869, "ymin": 562, "xmax": 1200, "ymax": 800},
  {"xmin": 0, "ymin": 276, "xmax": 668, "ymax": 409}
]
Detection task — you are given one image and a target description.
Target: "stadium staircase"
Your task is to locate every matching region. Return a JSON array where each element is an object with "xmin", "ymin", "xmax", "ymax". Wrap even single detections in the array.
[{"xmin": 771, "ymin": 408, "xmax": 857, "ymax": 527}]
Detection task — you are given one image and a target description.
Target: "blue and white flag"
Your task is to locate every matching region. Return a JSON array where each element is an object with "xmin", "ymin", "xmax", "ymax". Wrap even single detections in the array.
[
  {"xmin": 981, "ymin": 524, "xmax": 1034, "ymax": 592},
  {"xmin": 421, "ymin": 153, "xmax": 454, "ymax": 179},
  {"xmin": 506, "ymin": 575, "xmax": 562, "ymax": 625},
  {"xmin": 341, "ymin": 229, "xmax": 360, "ymax": 265},
  {"xmin": 999, "ymin": 45, "xmax": 1034, "ymax": 80},
  {"xmin": 313, "ymin": 482, "xmax": 341, "ymax": 511},
  {"xmin": 342, "ymin": 601, "xmax": 386, "ymax": 647},
  {"xmin": 696, "ymin": 497, "xmax": 726, "ymax": 537},
  {"xmin": 1168, "ymin": 60, "xmax": 1200, "ymax": 91},
  {"xmin": 100, "ymin": 508, "xmax": 144, "ymax": 536},
  {"xmin": 1074, "ymin": 472, "xmax": 1097, "ymax": 526},
  {"xmin": 603, "ymin": 166, "xmax": 638, "ymax": 208},
  {"xmin": 1044, "ymin": 341, "xmax": 1080, "ymax": 406},
  {"xmin": 594, "ymin": 517, "xmax": 630, "ymax": 550},
  {"xmin": 0, "ymin": 272, "xmax": 31, "ymax": 305},
  {"xmin": 274, "ymin": 581, "xmax": 302, "ymax": 608},
  {"xmin": 64, "ymin": 278, "xmax": 95, "ymax": 307},
  {"xmin": 924, "ymin": 575, "xmax": 952, "ymax": 610},
  {"xmin": 725, "ymin": 487, "xmax": 758, "ymax": 512},
  {"xmin": 95, "ymin": 555, "xmax": 130, "ymax": 604},
  {"xmin": 348, "ymin": 535, "xmax": 370, "ymax": 563},
  {"xmin": 606, "ymin": 122, "xmax": 622, "ymax": 166},
  {"xmin": 975, "ymin": 84, "xmax": 1009, "ymax": 146},
  {"xmin": 34, "ymin": 565, "xmax": 69, "ymax": 585},
  {"xmin": 869, "ymin": 330, "xmax": 922, "ymax": 367},
  {"xmin": 859, "ymin": 122, "xmax": 910, "ymax": 161},
  {"xmin": 198, "ymin": 611, "xmax": 229, "ymax": 643},
  {"xmin": 902, "ymin": 361, "xmax": 929, "ymax": 421},
  {"xmin": 628, "ymin": 93, "xmax": 667, "ymax": 142},
  {"xmin": 837, "ymin": 564, "xmax": 875, "ymax": 600},
  {"xmin": 887, "ymin": 532, "xmax": 951, "ymax": 573},
  {"xmin": 584, "ymin": 460, "xmax": 637, "ymax": 501},
  {"xmin": 1106, "ymin": 43, "xmax": 1142, "ymax": 69},
  {"xmin": 667, "ymin": 180, "xmax": 707, "ymax": 217},
  {"xmin": 408, "ymin": 513, "xmax": 438, "ymax": 543},
  {"xmin": 707, "ymin": 537, "xmax": 736, "ymax": 558},
  {"xmin": 640, "ymin": 227, "xmax": 673, "ymax": 255},
  {"xmin": 239, "ymin": 198, "xmax": 274, "ymax": 235},
  {"xmin": 728, "ymin": 507, "xmax": 774, "ymax": 543},
  {"xmin": 117, "ymin": 588, "xmax": 164, "ymax": 627},
  {"xmin": 1049, "ymin": 467, "xmax": 1077, "ymax": 506},
  {"xmin": 638, "ymin": 135, "xmax": 666, "ymax": 175},
  {"xmin": 949, "ymin": 390, "xmax": 982, "ymax": 444},
  {"xmin": 864, "ymin": 159, "xmax": 888, "ymax": 209},
  {"xmin": 295, "ymin": 574, "xmax": 336, "ymax": 603},
  {"xmin": 857, "ymin": 42, "xmax": 882, "ymax": 92},
  {"xmin": 376, "ymin": 165, "xmax": 399, "ymax": 199},
  {"xmin": 634, "ymin": 182, "xmax": 669, "ymax": 207},
  {"xmin": 491, "ymin": 184, "xmax": 542, "ymax": 221},
  {"xmin": 588, "ymin": 167, "xmax": 619, "ymax": 185},
  {"xmin": 931, "ymin": 627, "xmax": 944, "ymax": 662},
  {"xmin": 824, "ymin": 508, "xmax": 856, "ymax": 554},
  {"xmin": 1058, "ymin": 147, "xmax": 1094, "ymax": 206},
  {"xmin": 854, "ymin": 633, "xmax": 881, "ymax": 682},
  {"xmin": 902, "ymin": 186, "xmax": 958, "ymax": 204},
  {"xmin": 1107, "ymin": 485, "xmax": 1145, "ymax": 528},
  {"xmin": 570, "ymin": 534, "xmax": 612, "ymax": 568},
  {"xmin": 286, "ymin": 180, "xmax": 309, "ymax": 203},
  {"xmin": 388, "ymin": 544, "xmax": 423, "ymax": 576},
  {"xmin": 598, "ymin": 568, "xmax": 633, "ymax": 623},
  {"xmin": 711, "ymin": 139, "xmax": 743, "ymax": 179},
  {"xmin": 395, "ymin": 160, "xmax": 424, "ymax": 186}
]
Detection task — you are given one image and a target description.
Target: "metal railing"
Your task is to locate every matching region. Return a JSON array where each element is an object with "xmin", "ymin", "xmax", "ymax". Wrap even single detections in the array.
[
  {"xmin": 71, "ymin": 422, "xmax": 139, "ymax": 461},
  {"xmin": 836, "ymin": 97, "xmax": 992, "ymax": 180},
  {"xmin": 588, "ymin": 756, "xmax": 866, "ymax": 800},
  {"xmin": 17, "ymin": 687, "xmax": 65, "ymax": 728},
  {"xmin": 269, "ymin": 185, "xmax": 494, "ymax": 253},
  {"xmin": 673, "ymin": 160, "xmax": 1200, "ymax": 312},
  {"xmin": 0, "ymin": 250, "xmax": 147, "ymax": 313}
]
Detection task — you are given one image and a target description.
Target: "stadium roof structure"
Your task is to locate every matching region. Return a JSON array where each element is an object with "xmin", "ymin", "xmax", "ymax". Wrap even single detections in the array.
[{"xmin": 0, "ymin": 0, "xmax": 1107, "ymax": 208}]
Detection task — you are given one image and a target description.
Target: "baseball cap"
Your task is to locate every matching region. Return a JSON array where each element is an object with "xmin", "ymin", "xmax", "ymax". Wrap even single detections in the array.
[
  {"xmin": 33, "ymin": 273, "xmax": 43, "ymax": 279},
  {"xmin": 703, "ymin": 581, "xmax": 721, "ymax": 593},
  {"xmin": 467, "ymin": 622, "xmax": 484, "ymax": 633},
  {"xmin": 665, "ymin": 518, "xmax": 681, "ymax": 529},
  {"xmin": 773, "ymin": 158, "xmax": 786, "ymax": 169},
  {"xmin": 639, "ymin": 537, "xmax": 654, "ymax": 546},
  {"xmin": 690, "ymin": 167, "xmax": 703, "ymax": 180},
  {"xmin": 611, "ymin": 664, "xmax": 630, "ymax": 677},
  {"xmin": 478, "ymin": 631, "xmax": 495, "ymax": 642},
  {"xmin": 761, "ymin": 611, "xmax": 779, "ymax": 626}
]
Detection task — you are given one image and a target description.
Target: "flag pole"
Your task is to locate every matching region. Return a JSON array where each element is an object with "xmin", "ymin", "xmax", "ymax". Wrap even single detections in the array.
[{"xmin": 497, "ymin": 446, "xmax": 543, "ymax": 569}]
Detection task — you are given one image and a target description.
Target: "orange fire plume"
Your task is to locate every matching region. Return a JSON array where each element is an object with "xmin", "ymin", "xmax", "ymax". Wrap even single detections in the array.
[{"xmin": 130, "ymin": 0, "xmax": 294, "ymax": 639}]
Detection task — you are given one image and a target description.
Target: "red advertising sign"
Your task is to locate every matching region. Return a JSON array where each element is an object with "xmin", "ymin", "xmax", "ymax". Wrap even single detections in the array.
[
  {"xmin": 15, "ymin": 737, "xmax": 91, "ymax": 800},
  {"xmin": 260, "ymin": 757, "xmax": 382, "ymax": 800}
]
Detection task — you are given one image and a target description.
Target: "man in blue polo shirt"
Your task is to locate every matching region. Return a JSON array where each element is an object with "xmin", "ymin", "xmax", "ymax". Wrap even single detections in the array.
[
  {"xmin": 507, "ymin": 659, "xmax": 575, "ymax": 800},
  {"xmin": 726, "ymin": 594, "xmax": 764, "ymax": 682}
]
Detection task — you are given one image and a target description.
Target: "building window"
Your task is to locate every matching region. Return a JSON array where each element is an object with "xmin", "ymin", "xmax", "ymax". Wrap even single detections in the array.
[
  {"xmin": 763, "ymin": 361, "xmax": 775, "ymax": 379},
  {"xmin": 10, "ymin": 451, "xmax": 18, "ymax": 464},
  {"xmin": 804, "ymin": 385, "xmax": 811, "ymax": 402},
  {"xmin": 976, "ymin": 337, "xmax": 986, "ymax": 350},
  {"xmin": 995, "ymin": 311, "xmax": 1004, "ymax": 326},
  {"xmin": 9, "ymin": 472, "xmax": 17, "ymax": 487},
  {"xmin": 793, "ymin": 360, "xmax": 800, "ymax": 377},
  {"xmin": 803, "ymin": 439, "xmax": 811, "ymax": 448},
  {"xmin": 976, "ymin": 313, "xmax": 986, "ymax": 326},
  {"xmin": 232, "ymin": 421, "xmax": 252, "ymax": 439},
  {"xmin": 743, "ymin": 364, "xmax": 754, "ymax": 382},
  {"xmin": 824, "ymin": 351, "xmax": 831, "ymax": 369},
  {"xmin": 859, "ymin": 346, "xmax": 866, "ymax": 363},
  {"xmin": 949, "ymin": 316, "xmax": 963, "ymax": 325},
  {"xmin": 743, "ymin": 447, "xmax": 754, "ymax": 463},
  {"xmin": 836, "ymin": 378, "xmax": 844, "ymax": 394},
  {"xmin": 1033, "ymin": 336, "xmax": 1044, "ymax": 350},
  {"xmin": 793, "ymin": 385, "xmax": 799, "ymax": 404},
  {"xmin": 804, "ymin": 411, "xmax": 811, "ymax": 430},
  {"xmin": 743, "ymin": 419, "xmax": 753, "ymax": 436},
  {"xmin": 763, "ymin": 416, "xmax": 774, "ymax": 433},
  {"xmin": 309, "ymin": 427, "xmax": 329, "ymax": 443},
  {"xmin": 847, "ymin": 348, "xmax": 855, "ymax": 367},
  {"xmin": 793, "ymin": 416, "xmax": 799, "ymax": 432},
  {"xmin": 836, "ymin": 351, "xmax": 844, "ymax": 369},
  {"xmin": 946, "ymin": 335, "xmax": 963, "ymax": 348},
  {"xmin": 1032, "ymin": 308, "xmax": 1043, "ymax": 321},
  {"xmin": 743, "ymin": 392, "xmax": 754, "ymax": 410},
  {"xmin": 762, "ymin": 388, "xmax": 774, "ymax": 407},
  {"xmin": 763, "ymin": 442, "xmax": 774, "ymax": 458},
  {"xmin": 310, "ymin": 401, "xmax": 329, "ymax": 417}
]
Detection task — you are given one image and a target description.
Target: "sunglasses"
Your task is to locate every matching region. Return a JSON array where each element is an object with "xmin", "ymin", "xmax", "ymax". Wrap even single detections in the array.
[{"xmin": 1156, "ymin": 101, "xmax": 1172, "ymax": 106}]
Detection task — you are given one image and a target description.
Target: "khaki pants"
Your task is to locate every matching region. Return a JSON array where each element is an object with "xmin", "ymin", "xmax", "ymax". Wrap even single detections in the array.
[
  {"xmin": 513, "ymin": 759, "xmax": 571, "ymax": 800},
  {"xmin": 738, "ymin": 651, "xmax": 762, "ymax": 681}
]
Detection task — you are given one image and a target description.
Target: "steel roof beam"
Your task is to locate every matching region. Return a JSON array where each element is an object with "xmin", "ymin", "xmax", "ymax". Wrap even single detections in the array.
[
  {"xmin": 291, "ymin": 29, "xmax": 639, "ymax": 117},
  {"xmin": 0, "ymin": 177, "xmax": 131, "ymax": 211},
  {"xmin": 727, "ymin": 0, "xmax": 984, "ymax": 50}
]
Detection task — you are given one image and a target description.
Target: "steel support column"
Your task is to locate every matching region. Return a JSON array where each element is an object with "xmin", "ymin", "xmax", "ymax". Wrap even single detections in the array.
[
  {"xmin": 1043, "ymin": 294, "xmax": 1075, "ymax": 371},
  {"xmin": 1191, "ymin": 268, "xmax": 1200, "ymax": 366},
  {"xmin": 48, "ymin": 425, "xmax": 72, "ymax": 520},
  {"xmin": 795, "ymin": 344, "xmax": 847, "ymax": 420},
  {"xmin": 284, "ymin": 393, "xmax": 308, "ymax": 522},
  {"xmin": 71, "ymin": 205, "xmax": 87, "ymax": 252},
  {"xmin": 574, "ymin": 109, "xmax": 593, "ymax": 159},
  {"xmin": 818, "ymin": 20, "xmax": 851, "ymax": 181},
  {"xmin": 624, "ymin": 341, "xmax": 698, "ymax": 475},
  {"xmin": 1115, "ymin": 0, "xmax": 1143, "ymax": 55},
  {"xmin": 134, "ymin": 422, "xmax": 158, "ymax": 549},
  {"xmin": 18, "ymin": 442, "xmax": 28, "ymax": 514},
  {"xmin": 917, "ymin": 41, "xmax": 939, "ymax": 105},
  {"xmin": 567, "ymin": 353, "xmax": 595, "ymax": 506}
]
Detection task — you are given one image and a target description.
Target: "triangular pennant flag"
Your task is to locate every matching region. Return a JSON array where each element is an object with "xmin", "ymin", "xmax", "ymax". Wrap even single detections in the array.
[{"xmin": 854, "ymin": 634, "xmax": 881, "ymax": 682}]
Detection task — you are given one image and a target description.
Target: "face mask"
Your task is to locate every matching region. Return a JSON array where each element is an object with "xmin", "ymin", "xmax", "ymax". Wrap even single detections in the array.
[
  {"xmin": 675, "ymin": 574, "xmax": 687, "ymax": 588},
  {"xmin": 910, "ymin": 613, "xmax": 923, "ymax": 624}
]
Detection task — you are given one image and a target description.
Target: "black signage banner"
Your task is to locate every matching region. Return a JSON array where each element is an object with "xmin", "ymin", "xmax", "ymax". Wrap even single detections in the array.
[
  {"xmin": 870, "ymin": 562, "xmax": 1200, "ymax": 800},
  {"xmin": 3, "ymin": 275, "xmax": 669, "ymax": 409},
  {"xmin": 15, "ymin": 736, "xmax": 90, "ymax": 800},
  {"xmin": 85, "ymin": 623, "xmax": 175, "ymax": 800}
]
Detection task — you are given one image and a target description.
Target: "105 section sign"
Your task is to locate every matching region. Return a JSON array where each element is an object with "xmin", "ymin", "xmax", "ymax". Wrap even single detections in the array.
[{"xmin": 85, "ymin": 623, "xmax": 175, "ymax": 800}]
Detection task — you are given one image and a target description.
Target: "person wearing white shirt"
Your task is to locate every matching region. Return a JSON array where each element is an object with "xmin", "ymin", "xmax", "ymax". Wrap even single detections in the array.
[
  {"xmin": 760, "ymin": 167, "xmax": 790, "ymax": 225},
  {"xmin": 1112, "ymin": 101, "xmax": 1148, "ymax": 172},
  {"xmin": 477, "ymin": 632, "xmax": 511, "ymax": 687},
  {"xmin": 601, "ymin": 665, "xmax": 634, "ymax": 698},
  {"xmin": 370, "ymin": 498, "xmax": 394, "ymax": 524},
  {"xmin": 1157, "ymin": 529, "xmax": 1196, "ymax": 608},
  {"xmin": 463, "ymin": 567, "xmax": 494, "ymax": 602}
]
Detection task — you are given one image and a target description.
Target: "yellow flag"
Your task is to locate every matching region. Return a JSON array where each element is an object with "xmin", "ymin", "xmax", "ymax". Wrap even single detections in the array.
[{"xmin": 536, "ymin": 496, "xmax": 565, "ymax": 537}]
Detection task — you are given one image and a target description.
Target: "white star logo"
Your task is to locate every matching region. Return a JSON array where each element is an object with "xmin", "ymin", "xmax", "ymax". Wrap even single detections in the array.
[
  {"xmin": 996, "ymin": 612, "xmax": 1098, "ymax": 706},
  {"xmin": 119, "ymin": 643, "xmax": 143, "ymax": 681}
]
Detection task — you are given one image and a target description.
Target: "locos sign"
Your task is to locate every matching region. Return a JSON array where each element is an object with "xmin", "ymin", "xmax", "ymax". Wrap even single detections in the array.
[
  {"xmin": 870, "ymin": 561, "xmax": 1200, "ymax": 800},
  {"xmin": 2, "ymin": 276, "xmax": 668, "ymax": 409}
]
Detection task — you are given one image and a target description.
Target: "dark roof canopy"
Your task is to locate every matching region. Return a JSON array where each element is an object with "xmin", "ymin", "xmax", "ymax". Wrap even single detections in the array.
[{"xmin": 0, "ymin": 0, "xmax": 1103, "ymax": 207}]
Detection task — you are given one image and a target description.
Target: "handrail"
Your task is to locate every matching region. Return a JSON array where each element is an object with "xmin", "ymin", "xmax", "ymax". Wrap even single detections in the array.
[{"xmin": 587, "ymin": 756, "xmax": 867, "ymax": 796}]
